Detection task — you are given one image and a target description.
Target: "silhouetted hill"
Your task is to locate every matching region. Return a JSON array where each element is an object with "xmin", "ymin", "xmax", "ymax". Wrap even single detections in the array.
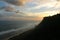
[{"xmin": 9, "ymin": 14, "xmax": 60, "ymax": 40}]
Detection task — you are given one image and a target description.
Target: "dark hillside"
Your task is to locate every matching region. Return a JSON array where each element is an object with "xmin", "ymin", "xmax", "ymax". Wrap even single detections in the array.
[{"xmin": 9, "ymin": 14, "xmax": 60, "ymax": 40}]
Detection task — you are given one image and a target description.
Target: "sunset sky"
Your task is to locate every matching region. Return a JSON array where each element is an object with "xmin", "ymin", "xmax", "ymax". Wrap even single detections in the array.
[{"xmin": 0, "ymin": 0, "xmax": 60, "ymax": 21}]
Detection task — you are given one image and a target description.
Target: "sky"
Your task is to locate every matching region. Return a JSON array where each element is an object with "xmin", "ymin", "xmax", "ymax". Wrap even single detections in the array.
[{"xmin": 0, "ymin": 0, "xmax": 60, "ymax": 21}]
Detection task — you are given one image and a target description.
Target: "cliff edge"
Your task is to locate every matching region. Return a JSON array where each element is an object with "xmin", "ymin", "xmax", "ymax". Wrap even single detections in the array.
[{"xmin": 9, "ymin": 14, "xmax": 60, "ymax": 40}]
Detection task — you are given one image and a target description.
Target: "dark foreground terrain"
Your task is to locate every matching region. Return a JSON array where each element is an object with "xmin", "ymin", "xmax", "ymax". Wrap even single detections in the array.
[{"xmin": 9, "ymin": 14, "xmax": 60, "ymax": 40}]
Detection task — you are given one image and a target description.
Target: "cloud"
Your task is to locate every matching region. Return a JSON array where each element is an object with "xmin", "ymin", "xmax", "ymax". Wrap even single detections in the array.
[
  {"xmin": 0, "ymin": 10, "xmax": 40, "ymax": 21},
  {"xmin": 0, "ymin": 1, "xmax": 8, "ymax": 10},
  {"xmin": 0, "ymin": 6, "xmax": 5, "ymax": 10},
  {"xmin": 0, "ymin": 9, "xmax": 39, "ymax": 20},
  {"xmin": 27, "ymin": 1, "xmax": 57, "ymax": 11},
  {"xmin": 57, "ymin": 0, "xmax": 60, "ymax": 1},
  {"xmin": 0, "ymin": 1, "xmax": 16, "ymax": 12},
  {"xmin": 0, "ymin": 1, "xmax": 23, "ymax": 13},
  {"xmin": 0, "ymin": 0, "xmax": 30, "ymax": 6},
  {"xmin": 0, "ymin": 0, "xmax": 60, "ymax": 21},
  {"xmin": 26, "ymin": 0, "xmax": 60, "ymax": 12},
  {"xmin": 5, "ymin": 6, "xmax": 15, "ymax": 12},
  {"xmin": 0, "ymin": 14, "xmax": 3, "ymax": 17},
  {"xmin": 32, "ymin": 0, "xmax": 56, "ymax": 5}
]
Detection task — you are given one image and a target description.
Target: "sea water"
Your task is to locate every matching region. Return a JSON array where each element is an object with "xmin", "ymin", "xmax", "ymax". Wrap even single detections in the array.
[{"xmin": 0, "ymin": 20, "xmax": 40, "ymax": 40}]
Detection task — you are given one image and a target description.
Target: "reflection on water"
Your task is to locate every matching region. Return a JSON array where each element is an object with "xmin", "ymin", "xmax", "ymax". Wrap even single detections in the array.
[{"xmin": 0, "ymin": 20, "xmax": 40, "ymax": 40}]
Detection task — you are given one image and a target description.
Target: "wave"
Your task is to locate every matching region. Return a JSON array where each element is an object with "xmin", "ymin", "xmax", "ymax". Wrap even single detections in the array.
[
  {"xmin": 0, "ymin": 25, "xmax": 35, "ymax": 35},
  {"xmin": 0, "ymin": 29, "xmax": 16, "ymax": 35},
  {"xmin": 0, "ymin": 21, "xmax": 39, "ymax": 35}
]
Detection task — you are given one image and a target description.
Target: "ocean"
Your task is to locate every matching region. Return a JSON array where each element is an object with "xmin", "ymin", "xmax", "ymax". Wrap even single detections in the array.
[{"xmin": 0, "ymin": 20, "xmax": 40, "ymax": 40}]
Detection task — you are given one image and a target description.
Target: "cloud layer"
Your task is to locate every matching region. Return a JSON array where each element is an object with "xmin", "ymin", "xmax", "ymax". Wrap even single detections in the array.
[
  {"xmin": 5, "ymin": 6, "xmax": 15, "ymax": 12},
  {"xmin": 0, "ymin": 0, "xmax": 29, "ymax": 6},
  {"xmin": 0, "ymin": 0, "xmax": 60, "ymax": 20},
  {"xmin": 26, "ymin": 0, "xmax": 60, "ymax": 13}
]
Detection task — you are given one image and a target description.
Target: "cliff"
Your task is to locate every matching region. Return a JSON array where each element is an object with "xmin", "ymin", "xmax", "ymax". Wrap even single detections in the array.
[{"xmin": 9, "ymin": 14, "xmax": 60, "ymax": 40}]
